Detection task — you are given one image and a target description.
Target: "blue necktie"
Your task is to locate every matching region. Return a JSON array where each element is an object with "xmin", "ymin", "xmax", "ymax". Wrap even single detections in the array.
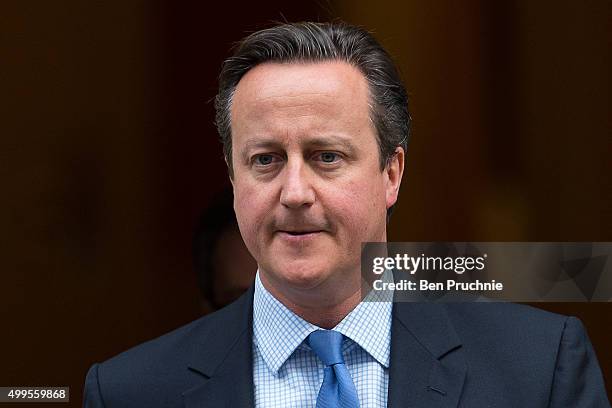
[{"xmin": 307, "ymin": 330, "xmax": 360, "ymax": 408}]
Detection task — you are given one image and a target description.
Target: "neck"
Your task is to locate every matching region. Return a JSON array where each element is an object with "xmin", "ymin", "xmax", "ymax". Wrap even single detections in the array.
[{"xmin": 259, "ymin": 272, "xmax": 364, "ymax": 329}]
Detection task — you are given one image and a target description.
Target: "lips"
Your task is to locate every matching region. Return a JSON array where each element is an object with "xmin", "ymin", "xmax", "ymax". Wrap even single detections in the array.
[
  {"xmin": 276, "ymin": 230, "xmax": 323, "ymax": 243},
  {"xmin": 280, "ymin": 230, "xmax": 322, "ymax": 235},
  {"xmin": 273, "ymin": 219, "xmax": 331, "ymax": 243}
]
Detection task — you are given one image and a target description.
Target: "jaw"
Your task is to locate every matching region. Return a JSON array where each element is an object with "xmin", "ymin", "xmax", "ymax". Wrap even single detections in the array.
[{"xmin": 259, "ymin": 249, "xmax": 362, "ymax": 300}]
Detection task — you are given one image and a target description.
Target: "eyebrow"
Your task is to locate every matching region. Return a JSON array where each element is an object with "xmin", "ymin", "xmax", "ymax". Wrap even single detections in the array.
[
  {"xmin": 240, "ymin": 135, "xmax": 358, "ymax": 161},
  {"xmin": 304, "ymin": 136, "xmax": 358, "ymax": 155}
]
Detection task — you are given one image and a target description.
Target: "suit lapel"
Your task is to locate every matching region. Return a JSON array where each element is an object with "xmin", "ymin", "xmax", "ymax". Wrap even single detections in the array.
[
  {"xmin": 183, "ymin": 286, "xmax": 255, "ymax": 408},
  {"xmin": 388, "ymin": 301, "xmax": 467, "ymax": 408},
  {"xmin": 179, "ymin": 285, "xmax": 467, "ymax": 407}
]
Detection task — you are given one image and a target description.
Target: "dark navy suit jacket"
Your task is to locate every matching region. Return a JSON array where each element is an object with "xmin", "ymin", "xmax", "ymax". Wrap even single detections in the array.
[{"xmin": 84, "ymin": 286, "xmax": 610, "ymax": 407}]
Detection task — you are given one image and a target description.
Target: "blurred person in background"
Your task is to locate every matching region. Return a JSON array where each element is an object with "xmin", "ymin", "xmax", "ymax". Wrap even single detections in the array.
[{"xmin": 193, "ymin": 187, "xmax": 256, "ymax": 313}]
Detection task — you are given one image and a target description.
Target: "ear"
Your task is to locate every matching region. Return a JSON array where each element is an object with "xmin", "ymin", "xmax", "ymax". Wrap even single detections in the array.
[{"xmin": 384, "ymin": 147, "xmax": 405, "ymax": 209}]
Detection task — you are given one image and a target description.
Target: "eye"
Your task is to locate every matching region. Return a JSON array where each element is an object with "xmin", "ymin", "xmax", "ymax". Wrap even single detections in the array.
[
  {"xmin": 315, "ymin": 152, "xmax": 341, "ymax": 163},
  {"xmin": 254, "ymin": 154, "xmax": 278, "ymax": 166}
]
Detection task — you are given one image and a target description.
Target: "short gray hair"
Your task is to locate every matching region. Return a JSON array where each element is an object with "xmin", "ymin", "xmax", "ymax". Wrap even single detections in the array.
[{"xmin": 215, "ymin": 21, "xmax": 410, "ymax": 177}]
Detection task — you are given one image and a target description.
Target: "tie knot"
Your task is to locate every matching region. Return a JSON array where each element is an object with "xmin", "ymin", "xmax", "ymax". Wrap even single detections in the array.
[{"xmin": 307, "ymin": 330, "xmax": 345, "ymax": 366}]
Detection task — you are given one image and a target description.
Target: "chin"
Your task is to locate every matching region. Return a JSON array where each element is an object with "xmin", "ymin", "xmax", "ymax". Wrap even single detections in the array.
[{"xmin": 268, "ymin": 258, "xmax": 333, "ymax": 290}]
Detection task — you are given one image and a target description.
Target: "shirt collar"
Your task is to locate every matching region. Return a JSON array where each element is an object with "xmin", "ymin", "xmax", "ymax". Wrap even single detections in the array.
[{"xmin": 253, "ymin": 271, "xmax": 393, "ymax": 376}]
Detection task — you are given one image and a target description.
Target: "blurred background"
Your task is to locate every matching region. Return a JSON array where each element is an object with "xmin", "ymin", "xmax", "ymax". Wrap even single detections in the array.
[{"xmin": 1, "ymin": 0, "xmax": 610, "ymax": 405}]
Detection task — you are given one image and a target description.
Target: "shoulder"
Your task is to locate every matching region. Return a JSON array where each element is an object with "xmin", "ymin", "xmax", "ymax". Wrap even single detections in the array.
[
  {"xmin": 445, "ymin": 301, "xmax": 567, "ymax": 332},
  {"xmin": 442, "ymin": 303, "xmax": 589, "ymax": 382},
  {"xmin": 444, "ymin": 302, "xmax": 569, "ymax": 350},
  {"xmin": 84, "ymin": 289, "xmax": 253, "ymax": 407},
  {"xmin": 104, "ymin": 296, "xmax": 246, "ymax": 372},
  {"xmin": 99, "ymin": 313, "xmax": 213, "ymax": 375},
  {"xmin": 443, "ymin": 302, "xmax": 609, "ymax": 405}
]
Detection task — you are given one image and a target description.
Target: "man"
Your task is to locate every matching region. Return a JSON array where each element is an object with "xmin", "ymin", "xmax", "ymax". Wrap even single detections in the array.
[{"xmin": 84, "ymin": 22, "xmax": 610, "ymax": 407}]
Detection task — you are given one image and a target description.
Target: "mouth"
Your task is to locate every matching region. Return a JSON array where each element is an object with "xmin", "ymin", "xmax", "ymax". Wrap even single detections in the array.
[
  {"xmin": 276, "ymin": 230, "xmax": 324, "ymax": 243},
  {"xmin": 280, "ymin": 230, "xmax": 322, "ymax": 236}
]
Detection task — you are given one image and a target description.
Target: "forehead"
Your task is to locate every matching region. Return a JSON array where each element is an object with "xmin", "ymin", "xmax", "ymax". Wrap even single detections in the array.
[
  {"xmin": 230, "ymin": 61, "xmax": 372, "ymax": 137},
  {"xmin": 234, "ymin": 60, "xmax": 368, "ymax": 101}
]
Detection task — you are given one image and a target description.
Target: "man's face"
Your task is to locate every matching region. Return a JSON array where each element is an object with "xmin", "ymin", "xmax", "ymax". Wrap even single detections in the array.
[{"xmin": 230, "ymin": 61, "xmax": 403, "ymax": 298}]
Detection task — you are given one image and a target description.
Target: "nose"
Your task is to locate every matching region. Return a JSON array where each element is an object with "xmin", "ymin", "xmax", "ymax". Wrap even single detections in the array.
[{"xmin": 280, "ymin": 159, "xmax": 315, "ymax": 209}]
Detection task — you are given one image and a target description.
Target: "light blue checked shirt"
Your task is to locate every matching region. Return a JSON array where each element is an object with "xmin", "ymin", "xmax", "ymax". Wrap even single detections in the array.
[{"xmin": 253, "ymin": 272, "xmax": 393, "ymax": 407}]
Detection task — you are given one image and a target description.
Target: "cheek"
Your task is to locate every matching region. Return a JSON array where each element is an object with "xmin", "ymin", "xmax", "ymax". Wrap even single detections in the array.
[
  {"xmin": 326, "ymin": 177, "xmax": 386, "ymax": 240},
  {"xmin": 233, "ymin": 182, "xmax": 271, "ymax": 254}
]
